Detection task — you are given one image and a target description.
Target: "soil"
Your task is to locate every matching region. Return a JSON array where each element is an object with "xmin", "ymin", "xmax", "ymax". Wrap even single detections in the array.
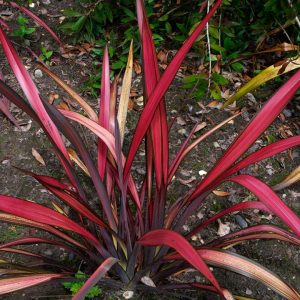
[{"xmin": 0, "ymin": 1, "xmax": 300, "ymax": 300}]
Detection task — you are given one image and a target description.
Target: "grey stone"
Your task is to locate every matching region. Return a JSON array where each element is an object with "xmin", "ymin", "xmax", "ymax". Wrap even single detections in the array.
[
  {"xmin": 235, "ymin": 214, "xmax": 248, "ymax": 228},
  {"xmin": 34, "ymin": 69, "xmax": 43, "ymax": 78},
  {"xmin": 283, "ymin": 109, "xmax": 292, "ymax": 118}
]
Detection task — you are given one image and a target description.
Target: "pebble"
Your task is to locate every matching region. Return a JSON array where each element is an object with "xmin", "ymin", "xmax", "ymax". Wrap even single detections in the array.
[
  {"xmin": 34, "ymin": 69, "xmax": 43, "ymax": 78},
  {"xmin": 178, "ymin": 128, "xmax": 187, "ymax": 135},
  {"xmin": 136, "ymin": 168, "xmax": 146, "ymax": 175},
  {"xmin": 282, "ymin": 109, "xmax": 292, "ymax": 118},
  {"xmin": 40, "ymin": 8, "xmax": 48, "ymax": 15},
  {"xmin": 213, "ymin": 142, "xmax": 220, "ymax": 148},
  {"xmin": 182, "ymin": 225, "xmax": 190, "ymax": 231},
  {"xmin": 245, "ymin": 92, "xmax": 256, "ymax": 104},
  {"xmin": 246, "ymin": 288, "xmax": 253, "ymax": 295},
  {"xmin": 198, "ymin": 170, "xmax": 207, "ymax": 176},
  {"xmin": 44, "ymin": 249, "xmax": 53, "ymax": 256},
  {"xmin": 180, "ymin": 169, "xmax": 191, "ymax": 177},
  {"xmin": 235, "ymin": 215, "xmax": 248, "ymax": 228},
  {"xmin": 234, "ymin": 82, "xmax": 242, "ymax": 89},
  {"xmin": 123, "ymin": 291, "xmax": 134, "ymax": 299}
]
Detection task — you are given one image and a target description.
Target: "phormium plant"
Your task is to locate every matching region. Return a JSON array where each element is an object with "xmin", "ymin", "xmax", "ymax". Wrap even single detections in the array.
[{"xmin": 0, "ymin": 0, "xmax": 300, "ymax": 299}]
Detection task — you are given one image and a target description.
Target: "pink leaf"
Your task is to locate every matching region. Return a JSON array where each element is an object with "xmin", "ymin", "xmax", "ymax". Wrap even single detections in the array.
[
  {"xmin": 190, "ymin": 70, "xmax": 300, "ymax": 201},
  {"xmin": 124, "ymin": 0, "xmax": 222, "ymax": 179},
  {"xmin": 73, "ymin": 257, "xmax": 118, "ymax": 300},
  {"xmin": 138, "ymin": 229, "xmax": 224, "ymax": 297},
  {"xmin": 228, "ymin": 175, "xmax": 300, "ymax": 236}
]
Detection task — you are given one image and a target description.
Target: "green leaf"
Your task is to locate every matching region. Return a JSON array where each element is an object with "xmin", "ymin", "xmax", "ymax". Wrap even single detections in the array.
[
  {"xmin": 111, "ymin": 60, "xmax": 125, "ymax": 70},
  {"xmin": 223, "ymin": 36, "xmax": 235, "ymax": 50},
  {"xmin": 231, "ymin": 62, "xmax": 244, "ymax": 72},
  {"xmin": 63, "ymin": 9, "xmax": 82, "ymax": 17},
  {"xmin": 75, "ymin": 271, "xmax": 87, "ymax": 279},
  {"xmin": 72, "ymin": 16, "xmax": 88, "ymax": 32},
  {"xmin": 122, "ymin": 7, "xmax": 136, "ymax": 20},
  {"xmin": 210, "ymin": 85, "xmax": 222, "ymax": 100},
  {"xmin": 210, "ymin": 43, "xmax": 226, "ymax": 52},
  {"xmin": 209, "ymin": 26, "xmax": 219, "ymax": 39},
  {"xmin": 159, "ymin": 14, "xmax": 168, "ymax": 22},
  {"xmin": 85, "ymin": 17, "xmax": 93, "ymax": 36},
  {"xmin": 60, "ymin": 22, "xmax": 77, "ymax": 32},
  {"xmin": 25, "ymin": 27, "xmax": 36, "ymax": 35},
  {"xmin": 211, "ymin": 73, "xmax": 229, "ymax": 85},
  {"xmin": 17, "ymin": 16, "xmax": 28, "ymax": 25},
  {"xmin": 165, "ymin": 22, "xmax": 172, "ymax": 33},
  {"xmin": 104, "ymin": 4, "xmax": 113, "ymax": 23}
]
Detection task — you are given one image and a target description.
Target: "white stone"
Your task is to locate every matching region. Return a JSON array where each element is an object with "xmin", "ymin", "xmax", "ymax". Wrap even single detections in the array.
[{"xmin": 34, "ymin": 69, "xmax": 43, "ymax": 78}]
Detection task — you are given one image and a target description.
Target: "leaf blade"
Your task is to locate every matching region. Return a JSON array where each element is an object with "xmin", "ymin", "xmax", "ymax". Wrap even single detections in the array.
[
  {"xmin": 228, "ymin": 175, "xmax": 300, "ymax": 236},
  {"xmin": 124, "ymin": 0, "xmax": 222, "ymax": 179},
  {"xmin": 0, "ymin": 274, "xmax": 65, "ymax": 295},
  {"xmin": 138, "ymin": 229, "xmax": 223, "ymax": 296},
  {"xmin": 73, "ymin": 257, "xmax": 118, "ymax": 300}
]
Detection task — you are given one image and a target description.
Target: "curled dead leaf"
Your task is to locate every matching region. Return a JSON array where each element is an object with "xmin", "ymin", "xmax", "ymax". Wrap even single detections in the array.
[
  {"xmin": 178, "ymin": 176, "xmax": 196, "ymax": 186},
  {"xmin": 67, "ymin": 148, "xmax": 90, "ymax": 176},
  {"xmin": 32, "ymin": 148, "xmax": 45, "ymax": 166},
  {"xmin": 157, "ymin": 50, "xmax": 168, "ymax": 63},
  {"xmin": 141, "ymin": 276, "xmax": 156, "ymax": 287},
  {"xmin": 217, "ymin": 219, "xmax": 231, "ymax": 237},
  {"xmin": 133, "ymin": 61, "xmax": 141, "ymax": 74},
  {"xmin": 207, "ymin": 101, "xmax": 221, "ymax": 109},
  {"xmin": 14, "ymin": 120, "xmax": 32, "ymax": 132},
  {"xmin": 213, "ymin": 190, "xmax": 231, "ymax": 197},
  {"xmin": 195, "ymin": 122, "xmax": 207, "ymax": 133},
  {"xmin": 273, "ymin": 166, "xmax": 300, "ymax": 191},
  {"xmin": 176, "ymin": 116, "xmax": 186, "ymax": 126}
]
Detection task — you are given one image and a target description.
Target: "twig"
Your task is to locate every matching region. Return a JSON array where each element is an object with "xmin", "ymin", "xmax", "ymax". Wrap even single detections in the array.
[{"xmin": 205, "ymin": 0, "xmax": 212, "ymax": 99}]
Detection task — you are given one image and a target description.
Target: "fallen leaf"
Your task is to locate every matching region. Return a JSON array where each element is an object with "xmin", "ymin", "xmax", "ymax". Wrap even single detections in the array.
[
  {"xmin": 213, "ymin": 190, "xmax": 230, "ymax": 197},
  {"xmin": 51, "ymin": 202, "xmax": 67, "ymax": 216},
  {"xmin": 135, "ymin": 96, "xmax": 144, "ymax": 107},
  {"xmin": 32, "ymin": 148, "xmax": 45, "ymax": 166},
  {"xmin": 14, "ymin": 120, "xmax": 32, "ymax": 132},
  {"xmin": 128, "ymin": 99, "xmax": 135, "ymax": 111},
  {"xmin": 141, "ymin": 276, "xmax": 156, "ymax": 287},
  {"xmin": 178, "ymin": 176, "xmax": 197, "ymax": 186},
  {"xmin": 178, "ymin": 128, "xmax": 187, "ymax": 135},
  {"xmin": 221, "ymin": 89, "xmax": 231, "ymax": 99},
  {"xmin": 123, "ymin": 291, "xmax": 134, "ymax": 299},
  {"xmin": 207, "ymin": 101, "xmax": 221, "ymax": 108},
  {"xmin": 133, "ymin": 61, "xmax": 141, "ymax": 74},
  {"xmin": 67, "ymin": 148, "xmax": 90, "ymax": 176},
  {"xmin": 260, "ymin": 214, "xmax": 273, "ymax": 221},
  {"xmin": 273, "ymin": 165, "xmax": 300, "ymax": 191},
  {"xmin": 217, "ymin": 219, "xmax": 231, "ymax": 237},
  {"xmin": 194, "ymin": 122, "xmax": 207, "ymax": 132},
  {"xmin": 258, "ymin": 43, "xmax": 300, "ymax": 54},
  {"xmin": 180, "ymin": 169, "xmax": 191, "ymax": 177},
  {"xmin": 56, "ymin": 101, "xmax": 69, "ymax": 110},
  {"xmin": 176, "ymin": 116, "xmax": 186, "ymax": 125},
  {"xmin": 157, "ymin": 50, "xmax": 168, "ymax": 63},
  {"xmin": 48, "ymin": 92, "xmax": 59, "ymax": 104}
]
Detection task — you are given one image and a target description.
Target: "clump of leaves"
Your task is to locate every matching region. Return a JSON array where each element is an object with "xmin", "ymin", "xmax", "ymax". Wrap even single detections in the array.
[
  {"xmin": 39, "ymin": 46, "xmax": 53, "ymax": 64},
  {"xmin": 63, "ymin": 271, "xmax": 102, "ymax": 299},
  {"xmin": 182, "ymin": 72, "xmax": 229, "ymax": 100},
  {"xmin": 13, "ymin": 15, "xmax": 35, "ymax": 40},
  {"xmin": 0, "ymin": 1, "xmax": 300, "ymax": 299}
]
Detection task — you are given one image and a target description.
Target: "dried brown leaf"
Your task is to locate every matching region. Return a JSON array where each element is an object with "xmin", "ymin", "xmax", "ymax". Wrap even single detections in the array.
[{"xmin": 32, "ymin": 148, "xmax": 45, "ymax": 166}]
